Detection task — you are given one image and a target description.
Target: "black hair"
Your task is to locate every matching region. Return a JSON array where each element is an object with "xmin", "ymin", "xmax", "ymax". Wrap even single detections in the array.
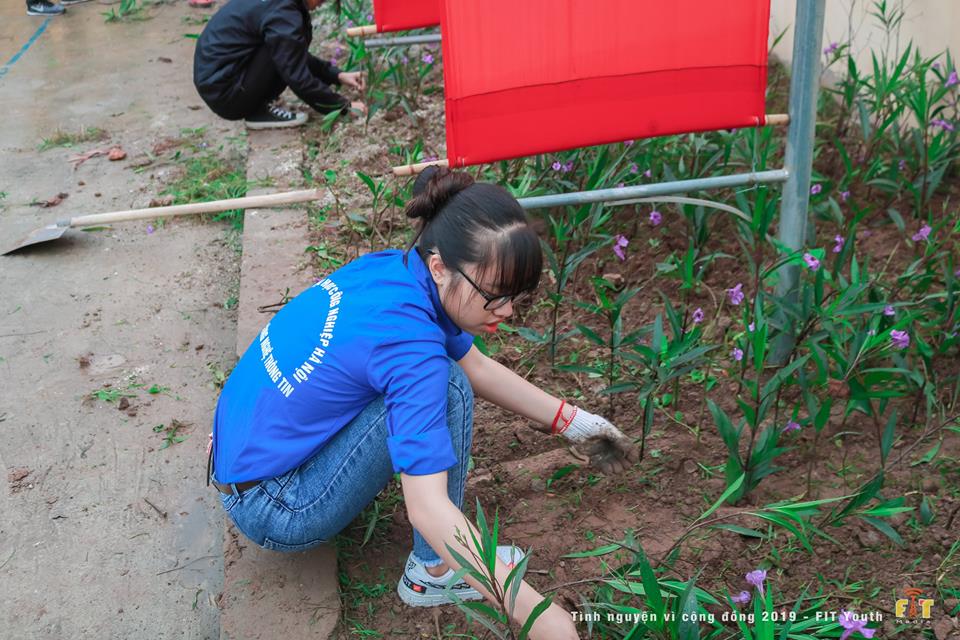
[{"xmin": 405, "ymin": 167, "xmax": 542, "ymax": 298}]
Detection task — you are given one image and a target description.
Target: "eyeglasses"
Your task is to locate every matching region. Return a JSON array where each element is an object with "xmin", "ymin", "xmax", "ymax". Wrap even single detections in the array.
[{"xmin": 427, "ymin": 251, "xmax": 528, "ymax": 310}]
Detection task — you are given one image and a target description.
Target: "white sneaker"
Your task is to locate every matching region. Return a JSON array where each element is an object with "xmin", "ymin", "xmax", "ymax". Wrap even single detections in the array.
[{"xmin": 397, "ymin": 545, "xmax": 526, "ymax": 607}]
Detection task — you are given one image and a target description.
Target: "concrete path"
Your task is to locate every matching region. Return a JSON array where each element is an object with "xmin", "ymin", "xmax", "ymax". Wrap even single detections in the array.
[{"xmin": 1, "ymin": 3, "xmax": 234, "ymax": 638}]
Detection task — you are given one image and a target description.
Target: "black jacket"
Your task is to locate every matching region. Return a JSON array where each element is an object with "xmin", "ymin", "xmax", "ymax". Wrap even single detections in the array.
[{"xmin": 193, "ymin": 0, "xmax": 350, "ymax": 113}]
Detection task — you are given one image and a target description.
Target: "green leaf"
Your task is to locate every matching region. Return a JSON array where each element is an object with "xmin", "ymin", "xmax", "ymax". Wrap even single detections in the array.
[
  {"xmin": 695, "ymin": 474, "xmax": 745, "ymax": 523},
  {"xmin": 910, "ymin": 440, "xmax": 941, "ymax": 466},
  {"xmin": 546, "ymin": 464, "xmax": 579, "ymax": 489},
  {"xmin": 860, "ymin": 515, "xmax": 904, "ymax": 546},
  {"xmin": 709, "ymin": 524, "xmax": 767, "ymax": 539},
  {"xmin": 677, "ymin": 577, "xmax": 701, "ymax": 640},
  {"xmin": 881, "ymin": 410, "xmax": 897, "ymax": 466},
  {"xmin": 518, "ymin": 594, "xmax": 554, "ymax": 640},
  {"xmin": 562, "ymin": 543, "xmax": 622, "ymax": 559}
]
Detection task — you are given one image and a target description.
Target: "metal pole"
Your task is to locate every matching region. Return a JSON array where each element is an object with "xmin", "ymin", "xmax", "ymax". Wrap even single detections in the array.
[
  {"xmin": 365, "ymin": 33, "xmax": 442, "ymax": 49},
  {"xmin": 773, "ymin": 0, "xmax": 825, "ymax": 362},
  {"xmin": 516, "ymin": 169, "xmax": 789, "ymax": 210}
]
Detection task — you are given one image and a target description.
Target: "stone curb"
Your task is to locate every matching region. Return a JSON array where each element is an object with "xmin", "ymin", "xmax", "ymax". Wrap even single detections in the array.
[{"xmin": 219, "ymin": 128, "xmax": 340, "ymax": 640}]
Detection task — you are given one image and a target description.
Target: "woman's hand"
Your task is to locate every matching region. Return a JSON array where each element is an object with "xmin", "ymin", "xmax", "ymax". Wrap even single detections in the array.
[
  {"xmin": 349, "ymin": 100, "xmax": 368, "ymax": 116},
  {"xmin": 559, "ymin": 408, "xmax": 639, "ymax": 474},
  {"xmin": 338, "ymin": 71, "xmax": 366, "ymax": 91}
]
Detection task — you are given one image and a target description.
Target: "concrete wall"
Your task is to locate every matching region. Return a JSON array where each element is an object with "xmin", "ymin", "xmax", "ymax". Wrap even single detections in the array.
[{"xmin": 770, "ymin": 1, "xmax": 959, "ymax": 71}]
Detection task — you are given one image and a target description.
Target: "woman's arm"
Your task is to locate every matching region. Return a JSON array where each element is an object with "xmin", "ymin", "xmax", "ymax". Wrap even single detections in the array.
[
  {"xmin": 458, "ymin": 345, "xmax": 560, "ymax": 432},
  {"xmin": 458, "ymin": 345, "xmax": 639, "ymax": 474},
  {"xmin": 401, "ymin": 472, "xmax": 578, "ymax": 639}
]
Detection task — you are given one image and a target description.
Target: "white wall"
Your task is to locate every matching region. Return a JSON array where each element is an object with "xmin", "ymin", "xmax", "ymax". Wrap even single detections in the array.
[{"xmin": 771, "ymin": 1, "xmax": 959, "ymax": 72}]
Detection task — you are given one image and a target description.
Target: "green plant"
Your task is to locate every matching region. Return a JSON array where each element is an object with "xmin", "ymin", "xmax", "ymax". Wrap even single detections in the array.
[
  {"xmin": 103, "ymin": 0, "xmax": 145, "ymax": 22},
  {"xmin": 445, "ymin": 500, "xmax": 551, "ymax": 639}
]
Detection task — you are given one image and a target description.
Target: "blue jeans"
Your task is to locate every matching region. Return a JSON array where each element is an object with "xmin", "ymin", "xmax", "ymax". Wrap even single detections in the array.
[{"xmin": 217, "ymin": 360, "xmax": 474, "ymax": 567}]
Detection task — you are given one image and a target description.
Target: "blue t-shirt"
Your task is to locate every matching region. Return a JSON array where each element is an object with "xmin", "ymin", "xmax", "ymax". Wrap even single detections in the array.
[{"xmin": 212, "ymin": 249, "xmax": 475, "ymax": 483}]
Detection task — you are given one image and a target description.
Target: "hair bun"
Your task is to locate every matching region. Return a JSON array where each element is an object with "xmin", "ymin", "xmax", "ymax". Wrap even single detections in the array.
[{"xmin": 406, "ymin": 167, "xmax": 475, "ymax": 222}]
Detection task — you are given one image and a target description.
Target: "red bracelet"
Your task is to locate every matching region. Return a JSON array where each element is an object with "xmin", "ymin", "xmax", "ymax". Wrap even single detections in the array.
[
  {"xmin": 557, "ymin": 405, "xmax": 577, "ymax": 435},
  {"xmin": 551, "ymin": 400, "xmax": 566, "ymax": 435}
]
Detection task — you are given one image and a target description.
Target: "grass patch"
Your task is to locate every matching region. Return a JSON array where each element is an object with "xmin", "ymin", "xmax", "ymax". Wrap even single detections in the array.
[
  {"xmin": 38, "ymin": 127, "xmax": 109, "ymax": 151},
  {"xmin": 161, "ymin": 148, "xmax": 264, "ymax": 229}
]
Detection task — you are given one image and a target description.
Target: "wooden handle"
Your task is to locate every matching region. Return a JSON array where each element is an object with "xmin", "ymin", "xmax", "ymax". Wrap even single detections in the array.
[
  {"xmin": 346, "ymin": 24, "xmax": 378, "ymax": 37},
  {"xmin": 392, "ymin": 159, "xmax": 450, "ymax": 177},
  {"xmin": 764, "ymin": 113, "xmax": 790, "ymax": 126},
  {"xmin": 68, "ymin": 188, "xmax": 325, "ymax": 227}
]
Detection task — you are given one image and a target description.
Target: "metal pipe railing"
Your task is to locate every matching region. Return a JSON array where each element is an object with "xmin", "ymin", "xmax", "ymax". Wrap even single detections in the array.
[
  {"xmin": 516, "ymin": 169, "xmax": 789, "ymax": 210},
  {"xmin": 365, "ymin": 33, "xmax": 442, "ymax": 49}
]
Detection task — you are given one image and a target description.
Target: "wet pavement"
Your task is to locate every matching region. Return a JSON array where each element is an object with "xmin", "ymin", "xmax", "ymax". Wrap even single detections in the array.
[{"xmin": 1, "ymin": 2, "xmax": 240, "ymax": 637}]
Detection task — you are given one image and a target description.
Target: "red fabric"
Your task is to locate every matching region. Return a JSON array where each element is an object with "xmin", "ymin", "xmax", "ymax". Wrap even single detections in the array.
[
  {"xmin": 441, "ymin": 0, "xmax": 770, "ymax": 167},
  {"xmin": 374, "ymin": 0, "xmax": 440, "ymax": 33}
]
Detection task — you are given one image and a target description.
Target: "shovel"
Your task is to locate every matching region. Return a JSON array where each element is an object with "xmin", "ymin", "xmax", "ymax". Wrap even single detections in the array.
[{"xmin": 2, "ymin": 188, "xmax": 325, "ymax": 255}]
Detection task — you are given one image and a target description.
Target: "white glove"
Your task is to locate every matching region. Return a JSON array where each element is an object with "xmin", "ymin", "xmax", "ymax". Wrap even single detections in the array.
[{"xmin": 557, "ymin": 407, "xmax": 639, "ymax": 474}]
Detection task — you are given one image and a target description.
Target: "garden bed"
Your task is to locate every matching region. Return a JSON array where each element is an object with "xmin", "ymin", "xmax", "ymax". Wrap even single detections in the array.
[{"xmin": 296, "ymin": 4, "xmax": 960, "ymax": 638}]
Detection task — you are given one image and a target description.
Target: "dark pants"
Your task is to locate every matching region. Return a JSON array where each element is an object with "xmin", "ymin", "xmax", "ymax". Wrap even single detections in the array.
[{"xmin": 206, "ymin": 47, "xmax": 333, "ymax": 121}]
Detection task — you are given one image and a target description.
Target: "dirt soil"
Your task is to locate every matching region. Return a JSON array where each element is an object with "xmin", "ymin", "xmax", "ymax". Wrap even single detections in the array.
[{"xmin": 1, "ymin": 3, "xmax": 242, "ymax": 638}]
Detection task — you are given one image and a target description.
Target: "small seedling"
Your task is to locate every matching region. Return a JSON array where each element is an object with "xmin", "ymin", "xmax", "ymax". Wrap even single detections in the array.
[{"xmin": 153, "ymin": 421, "xmax": 188, "ymax": 449}]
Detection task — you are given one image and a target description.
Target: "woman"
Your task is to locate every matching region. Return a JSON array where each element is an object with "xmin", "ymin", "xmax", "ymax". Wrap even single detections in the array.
[
  {"xmin": 193, "ymin": 0, "xmax": 366, "ymax": 129},
  {"xmin": 209, "ymin": 168, "xmax": 638, "ymax": 638}
]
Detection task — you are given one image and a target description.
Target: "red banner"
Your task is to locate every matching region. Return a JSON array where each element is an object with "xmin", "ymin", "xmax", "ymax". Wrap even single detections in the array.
[
  {"xmin": 374, "ymin": 0, "xmax": 440, "ymax": 33},
  {"xmin": 441, "ymin": 0, "xmax": 771, "ymax": 167}
]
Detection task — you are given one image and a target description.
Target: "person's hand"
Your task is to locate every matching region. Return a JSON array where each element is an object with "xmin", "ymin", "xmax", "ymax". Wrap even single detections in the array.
[
  {"xmin": 558, "ymin": 407, "xmax": 639, "ymax": 474},
  {"xmin": 338, "ymin": 71, "xmax": 365, "ymax": 91},
  {"xmin": 349, "ymin": 100, "xmax": 368, "ymax": 116}
]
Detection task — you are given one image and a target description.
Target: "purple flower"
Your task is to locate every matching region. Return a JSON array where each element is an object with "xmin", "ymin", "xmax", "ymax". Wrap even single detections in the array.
[
  {"xmin": 931, "ymin": 118, "xmax": 955, "ymax": 132},
  {"xmin": 810, "ymin": 183, "xmax": 822, "ymax": 195},
  {"xmin": 890, "ymin": 330, "xmax": 910, "ymax": 350},
  {"xmin": 616, "ymin": 182, "xmax": 625, "ymax": 189},
  {"xmin": 833, "ymin": 235, "xmax": 845, "ymax": 253},
  {"xmin": 840, "ymin": 190, "xmax": 850, "ymax": 202},
  {"xmin": 838, "ymin": 610, "xmax": 876, "ymax": 640},
  {"xmin": 629, "ymin": 163, "xmax": 639, "ymax": 174},
  {"xmin": 624, "ymin": 139, "xmax": 634, "ymax": 146},
  {"xmin": 748, "ymin": 322, "xmax": 755, "ymax": 333},
  {"xmin": 649, "ymin": 209, "xmax": 662, "ymax": 226},
  {"xmin": 732, "ymin": 347, "xmax": 744, "ymax": 362},
  {"xmin": 146, "ymin": 224, "xmax": 154, "ymax": 235},
  {"xmin": 552, "ymin": 161, "xmax": 563, "ymax": 171},
  {"xmin": 727, "ymin": 283, "xmax": 745, "ymax": 306},
  {"xmin": 933, "ymin": 62, "xmax": 941, "ymax": 71},
  {"xmin": 731, "ymin": 591, "xmax": 751, "ymax": 605},
  {"xmin": 613, "ymin": 235, "xmax": 629, "ymax": 261},
  {"xmin": 883, "ymin": 305, "xmax": 895, "ymax": 316},
  {"xmin": 899, "ymin": 159, "xmax": 907, "ymax": 171},
  {"xmin": 783, "ymin": 420, "xmax": 801, "ymax": 433},
  {"xmin": 644, "ymin": 169, "xmax": 652, "ymax": 178},
  {"xmin": 947, "ymin": 70, "xmax": 958, "ymax": 87},
  {"xmin": 824, "ymin": 42, "xmax": 839, "ymax": 56},
  {"xmin": 422, "ymin": 53, "xmax": 434, "ymax": 65},
  {"xmin": 860, "ymin": 229, "xmax": 873, "ymax": 239},
  {"xmin": 803, "ymin": 252, "xmax": 820, "ymax": 271},
  {"xmin": 692, "ymin": 307, "xmax": 704, "ymax": 324},
  {"xmin": 955, "ymin": 268, "xmax": 960, "ymax": 278},
  {"xmin": 366, "ymin": 13, "xmax": 373, "ymax": 22},
  {"xmin": 562, "ymin": 161, "xmax": 574, "ymax": 173},
  {"xmin": 911, "ymin": 224, "xmax": 932, "ymax": 242},
  {"xmin": 745, "ymin": 569, "xmax": 767, "ymax": 595}
]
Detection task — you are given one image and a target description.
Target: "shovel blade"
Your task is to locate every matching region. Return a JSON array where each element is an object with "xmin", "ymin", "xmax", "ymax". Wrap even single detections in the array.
[{"xmin": 1, "ymin": 224, "xmax": 69, "ymax": 255}]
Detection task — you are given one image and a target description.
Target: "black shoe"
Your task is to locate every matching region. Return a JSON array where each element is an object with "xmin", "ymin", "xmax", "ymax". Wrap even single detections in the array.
[
  {"xmin": 244, "ymin": 103, "xmax": 308, "ymax": 130},
  {"xmin": 26, "ymin": 0, "xmax": 66, "ymax": 15}
]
